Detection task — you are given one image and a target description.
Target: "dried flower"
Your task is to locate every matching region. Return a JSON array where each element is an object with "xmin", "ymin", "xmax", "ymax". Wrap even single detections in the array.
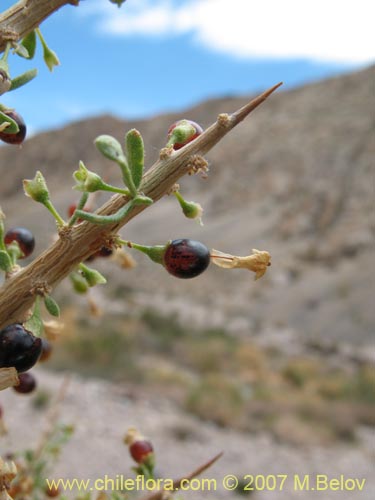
[
  {"xmin": 211, "ymin": 248, "xmax": 271, "ymax": 280},
  {"xmin": 111, "ymin": 248, "xmax": 137, "ymax": 269},
  {"xmin": 0, "ymin": 367, "xmax": 19, "ymax": 391},
  {"xmin": 0, "ymin": 457, "xmax": 17, "ymax": 500}
]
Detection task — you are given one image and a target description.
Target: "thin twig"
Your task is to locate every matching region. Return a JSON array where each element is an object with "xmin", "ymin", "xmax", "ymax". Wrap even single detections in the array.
[
  {"xmin": 34, "ymin": 375, "xmax": 70, "ymax": 459},
  {"xmin": 138, "ymin": 452, "xmax": 223, "ymax": 500}
]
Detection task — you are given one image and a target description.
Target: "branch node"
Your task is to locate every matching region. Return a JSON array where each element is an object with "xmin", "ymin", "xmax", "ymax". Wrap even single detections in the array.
[
  {"xmin": 58, "ymin": 225, "xmax": 72, "ymax": 240},
  {"xmin": 217, "ymin": 113, "xmax": 231, "ymax": 128},
  {"xmin": 159, "ymin": 146, "xmax": 174, "ymax": 160},
  {"xmin": 166, "ymin": 183, "xmax": 180, "ymax": 195},
  {"xmin": 0, "ymin": 27, "xmax": 19, "ymax": 43},
  {"xmin": 187, "ymin": 155, "xmax": 209, "ymax": 177},
  {"xmin": 30, "ymin": 281, "xmax": 51, "ymax": 297}
]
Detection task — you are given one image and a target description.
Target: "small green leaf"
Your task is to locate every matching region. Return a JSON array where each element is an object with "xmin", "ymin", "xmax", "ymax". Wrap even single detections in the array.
[
  {"xmin": 9, "ymin": 68, "xmax": 38, "ymax": 91},
  {"xmin": 21, "ymin": 30, "xmax": 37, "ymax": 59},
  {"xmin": 0, "ymin": 250, "xmax": 12, "ymax": 272},
  {"xmin": 125, "ymin": 129, "xmax": 144, "ymax": 190},
  {"xmin": 133, "ymin": 194, "xmax": 153, "ymax": 206},
  {"xmin": 44, "ymin": 295, "xmax": 60, "ymax": 317},
  {"xmin": 95, "ymin": 134, "xmax": 125, "ymax": 163}
]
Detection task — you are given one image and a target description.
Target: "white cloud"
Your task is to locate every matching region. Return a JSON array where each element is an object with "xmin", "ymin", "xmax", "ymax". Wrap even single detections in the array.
[{"xmin": 82, "ymin": 0, "xmax": 375, "ymax": 63}]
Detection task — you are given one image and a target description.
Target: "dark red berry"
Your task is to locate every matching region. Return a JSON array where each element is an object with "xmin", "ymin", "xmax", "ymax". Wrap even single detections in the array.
[
  {"xmin": 0, "ymin": 324, "xmax": 42, "ymax": 373},
  {"xmin": 163, "ymin": 239, "xmax": 210, "ymax": 279},
  {"xmin": 86, "ymin": 245, "xmax": 113, "ymax": 262},
  {"xmin": 4, "ymin": 227, "xmax": 35, "ymax": 258},
  {"xmin": 13, "ymin": 372, "xmax": 37, "ymax": 394},
  {"xmin": 96, "ymin": 246, "xmax": 113, "ymax": 258},
  {"xmin": 39, "ymin": 338, "xmax": 53, "ymax": 362},
  {"xmin": 0, "ymin": 110, "xmax": 27, "ymax": 145},
  {"xmin": 45, "ymin": 485, "xmax": 60, "ymax": 498},
  {"xmin": 129, "ymin": 440, "xmax": 154, "ymax": 464},
  {"xmin": 67, "ymin": 203, "xmax": 92, "ymax": 219},
  {"xmin": 167, "ymin": 119, "xmax": 203, "ymax": 150},
  {"xmin": 67, "ymin": 204, "xmax": 77, "ymax": 218}
]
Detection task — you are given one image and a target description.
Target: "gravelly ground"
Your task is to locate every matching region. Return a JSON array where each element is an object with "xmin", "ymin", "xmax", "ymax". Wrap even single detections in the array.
[{"xmin": 1, "ymin": 369, "xmax": 374, "ymax": 500}]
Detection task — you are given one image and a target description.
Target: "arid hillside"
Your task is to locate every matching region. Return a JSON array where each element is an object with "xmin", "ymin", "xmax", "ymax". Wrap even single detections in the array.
[
  {"xmin": 0, "ymin": 66, "xmax": 374, "ymax": 355},
  {"xmin": 0, "ymin": 68, "xmax": 374, "ymax": 497}
]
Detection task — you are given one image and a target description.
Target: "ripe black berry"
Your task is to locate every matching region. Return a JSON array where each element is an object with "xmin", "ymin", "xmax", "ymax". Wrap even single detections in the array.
[
  {"xmin": 13, "ymin": 372, "xmax": 37, "ymax": 394},
  {"xmin": 0, "ymin": 110, "xmax": 27, "ymax": 145},
  {"xmin": 4, "ymin": 227, "xmax": 35, "ymax": 258},
  {"xmin": 0, "ymin": 324, "xmax": 42, "ymax": 373},
  {"xmin": 167, "ymin": 119, "xmax": 203, "ymax": 150},
  {"xmin": 163, "ymin": 239, "xmax": 210, "ymax": 279}
]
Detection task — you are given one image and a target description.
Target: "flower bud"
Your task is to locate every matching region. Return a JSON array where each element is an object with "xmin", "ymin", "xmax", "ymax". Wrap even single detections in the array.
[
  {"xmin": 36, "ymin": 28, "xmax": 60, "ymax": 71},
  {"xmin": 23, "ymin": 171, "xmax": 50, "ymax": 204},
  {"xmin": 73, "ymin": 161, "xmax": 105, "ymax": 192},
  {"xmin": 174, "ymin": 191, "xmax": 203, "ymax": 225}
]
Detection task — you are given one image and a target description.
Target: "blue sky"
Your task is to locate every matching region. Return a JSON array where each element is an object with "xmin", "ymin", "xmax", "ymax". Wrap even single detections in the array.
[{"xmin": 1, "ymin": 0, "xmax": 373, "ymax": 134}]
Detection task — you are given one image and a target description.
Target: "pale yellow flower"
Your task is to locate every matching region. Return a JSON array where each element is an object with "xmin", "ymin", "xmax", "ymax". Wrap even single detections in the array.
[{"xmin": 211, "ymin": 248, "xmax": 271, "ymax": 280}]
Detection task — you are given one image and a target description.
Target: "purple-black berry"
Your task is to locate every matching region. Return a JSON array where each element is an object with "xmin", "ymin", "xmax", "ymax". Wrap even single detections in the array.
[
  {"xmin": 4, "ymin": 227, "xmax": 35, "ymax": 258},
  {"xmin": 0, "ymin": 110, "xmax": 27, "ymax": 145},
  {"xmin": 13, "ymin": 372, "xmax": 37, "ymax": 394},
  {"xmin": 163, "ymin": 239, "xmax": 210, "ymax": 279},
  {"xmin": 0, "ymin": 324, "xmax": 42, "ymax": 373}
]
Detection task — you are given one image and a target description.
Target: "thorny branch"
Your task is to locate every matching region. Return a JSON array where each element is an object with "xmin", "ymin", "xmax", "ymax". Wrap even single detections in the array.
[
  {"xmin": 0, "ymin": 0, "xmax": 79, "ymax": 54},
  {"xmin": 139, "ymin": 452, "xmax": 224, "ymax": 500},
  {"xmin": 0, "ymin": 83, "xmax": 282, "ymax": 331}
]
